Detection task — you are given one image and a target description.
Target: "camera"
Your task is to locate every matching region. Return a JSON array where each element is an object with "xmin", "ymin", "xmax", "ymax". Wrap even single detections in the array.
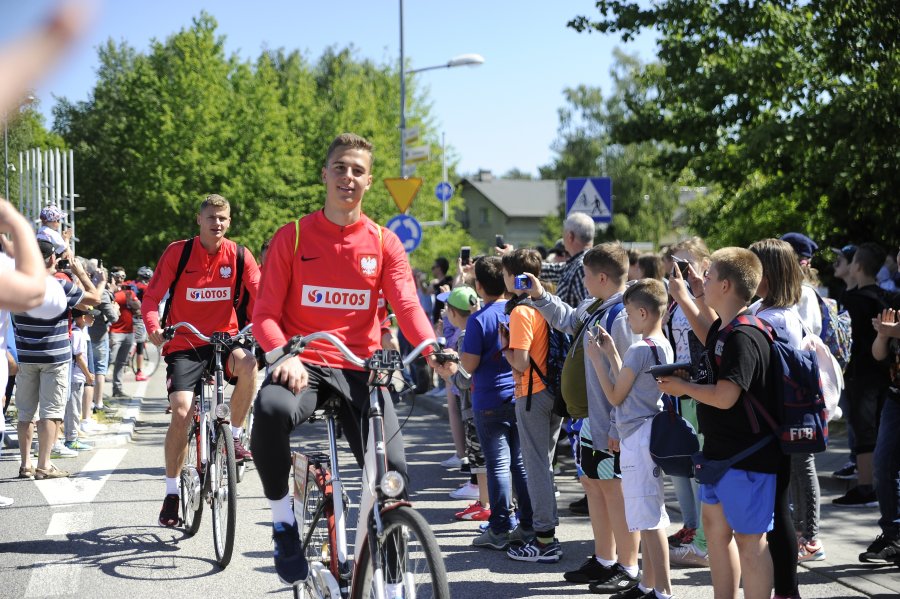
[
  {"xmin": 514, "ymin": 274, "xmax": 532, "ymax": 290},
  {"xmin": 495, "ymin": 234, "xmax": 505, "ymax": 249},
  {"xmin": 433, "ymin": 351, "xmax": 460, "ymax": 365},
  {"xmin": 460, "ymin": 246, "xmax": 471, "ymax": 265},
  {"xmin": 56, "ymin": 258, "xmax": 71, "ymax": 272}
]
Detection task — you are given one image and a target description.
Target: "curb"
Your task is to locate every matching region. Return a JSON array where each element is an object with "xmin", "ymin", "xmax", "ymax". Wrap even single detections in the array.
[{"xmin": 88, "ymin": 396, "xmax": 142, "ymax": 449}]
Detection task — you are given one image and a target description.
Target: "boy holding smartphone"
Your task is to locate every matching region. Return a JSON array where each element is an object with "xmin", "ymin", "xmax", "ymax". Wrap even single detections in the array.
[{"xmin": 587, "ymin": 279, "xmax": 673, "ymax": 599}]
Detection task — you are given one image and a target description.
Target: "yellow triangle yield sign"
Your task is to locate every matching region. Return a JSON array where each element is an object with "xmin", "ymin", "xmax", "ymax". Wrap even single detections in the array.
[{"xmin": 384, "ymin": 177, "xmax": 423, "ymax": 213}]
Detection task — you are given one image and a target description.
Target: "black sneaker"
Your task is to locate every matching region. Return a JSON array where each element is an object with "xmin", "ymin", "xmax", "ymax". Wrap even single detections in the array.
[
  {"xmin": 564, "ymin": 555, "xmax": 614, "ymax": 583},
  {"xmin": 569, "ymin": 494, "xmax": 589, "ymax": 515},
  {"xmin": 610, "ymin": 586, "xmax": 653, "ymax": 599},
  {"xmin": 832, "ymin": 460, "xmax": 858, "ymax": 480},
  {"xmin": 158, "ymin": 494, "xmax": 181, "ymax": 527},
  {"xmin": 272, "ymin": 521, "xmax": 309, "ymax": 584},
  {"xmin": 859, "ymin": 534, "xmax": 900, "ymax": 563},
  {"xmin": 832, "ymin": 486, "xmax": 878, "ymax": 508},
  {"xmin": 589, "ymin": 564, "xmax": 640, "ymax": 595}
]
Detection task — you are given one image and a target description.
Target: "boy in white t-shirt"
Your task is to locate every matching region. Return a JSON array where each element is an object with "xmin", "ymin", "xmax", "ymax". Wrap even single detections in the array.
[
  {"xmin": 65, "ymin": 309, "xmax": 95, "ymax": 451},
  {"xmin": 588, "ymin": 278, "xmax": 673, "ymax": 599},
  {"xmin": 36, "ymin": 205, "xmax": 69, "ymax": 255}
]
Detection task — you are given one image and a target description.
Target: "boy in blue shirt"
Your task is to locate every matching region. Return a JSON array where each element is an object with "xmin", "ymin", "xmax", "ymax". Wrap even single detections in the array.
[{"xmin": 435, "ymin": 256, "xmax": 533, "ymax": 549}]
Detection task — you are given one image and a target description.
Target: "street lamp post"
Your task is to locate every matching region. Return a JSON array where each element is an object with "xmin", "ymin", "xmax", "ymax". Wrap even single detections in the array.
[{"xmin": 398, "ymin": 0, "xmax": 483, "ymax": 177}]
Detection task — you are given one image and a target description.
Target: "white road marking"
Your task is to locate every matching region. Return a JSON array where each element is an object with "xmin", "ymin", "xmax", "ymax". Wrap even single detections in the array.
[
  {"xmin": 45, "ymin": 511, "xmax": 94, "ymax": 536},
  {"xmin": 25, "ymin": 564, "xmax": 83, "ymax": 597},
  {"xmin": 35, "ymin": 449, "xmax": 128, "ymax": 507}
]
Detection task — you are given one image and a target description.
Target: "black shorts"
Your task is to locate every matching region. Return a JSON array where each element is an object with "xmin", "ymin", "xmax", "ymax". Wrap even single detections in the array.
[
  {"xmin": 164, "ymin": 344, "xmax": 244, "ymax": 394},
  {"xmin": 848, "ymin": 380, "xmax": 888, "ymax": 453},
  {"xmin": 579, "ymin": 433, "xmax": 622, "ymax": 480}
]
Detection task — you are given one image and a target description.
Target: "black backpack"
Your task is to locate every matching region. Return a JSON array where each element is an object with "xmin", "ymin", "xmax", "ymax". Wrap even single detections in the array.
[
  {"xmin": 160, "ymin": 237, "xmax": 250, "ymax": 328},
  {"xmin": 505, "ymin": 295, "xmax": 572, "ymax": 417}
]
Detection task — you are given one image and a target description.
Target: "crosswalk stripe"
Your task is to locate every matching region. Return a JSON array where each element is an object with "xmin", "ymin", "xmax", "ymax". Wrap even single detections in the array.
[{"xmin": 35, "ymin": 448, "xmax": 128, "ymax": 507}]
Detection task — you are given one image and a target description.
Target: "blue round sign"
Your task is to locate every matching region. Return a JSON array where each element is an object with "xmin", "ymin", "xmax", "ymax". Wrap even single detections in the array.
[
  {"xmin": 386, "ymin": 214, "xmax": 423, "ymax": 253},
  {"xmin": 435, "ymin": 181, "xmax": 453, "ymax": 202}
]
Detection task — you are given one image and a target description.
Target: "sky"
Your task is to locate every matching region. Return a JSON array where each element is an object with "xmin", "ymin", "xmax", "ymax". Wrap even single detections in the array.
[{"xmin": 5, "ymin": 0, "xmax": 657, "ymax": 178}]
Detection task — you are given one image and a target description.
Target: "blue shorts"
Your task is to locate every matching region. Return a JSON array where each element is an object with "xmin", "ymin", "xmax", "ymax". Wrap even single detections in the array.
[
  {"xmin": 91, "ymin": 337, "xmax": 110, "ymax": 376},
  {"xmin": 699, "ymin": 468, "xmax": 776, "ymax": 534}
]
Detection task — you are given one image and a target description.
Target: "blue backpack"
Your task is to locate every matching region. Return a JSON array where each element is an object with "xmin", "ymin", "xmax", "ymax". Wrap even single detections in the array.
[{"xmin": 715, "ymin": 314, "xmax": 828, "ymax": 454}]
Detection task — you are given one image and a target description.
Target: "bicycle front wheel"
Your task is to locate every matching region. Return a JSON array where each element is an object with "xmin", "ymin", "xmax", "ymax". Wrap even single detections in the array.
[
  {"xmin": 180, "ymin": 421, "xmax": 203, "ymax": 536},
  {"xmin": 236, "ymin": 405, "xmax": 254, "ymax": 483},
  {"xmin": 211, "ymin": 423, "xmax": 237, "ymax": 567},
  {"xmin": 351, "ymin": 505, "xmax": 449, "ymax": 599}
]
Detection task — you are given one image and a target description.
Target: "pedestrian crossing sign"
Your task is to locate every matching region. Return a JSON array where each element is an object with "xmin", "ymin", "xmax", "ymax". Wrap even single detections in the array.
[{"xmin": 566, "ymin": 177, "xmax": 612, "ymax": 223}]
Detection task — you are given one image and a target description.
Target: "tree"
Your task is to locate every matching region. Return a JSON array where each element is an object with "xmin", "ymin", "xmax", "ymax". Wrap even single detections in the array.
[
  {"xmin": 570, "ymin": 0, "xmax": 900, "ymax": 249},
  {"xmin": 54, "ymin": 13, "xmax": 475, "ymax": 270},
  {"xmin": 539, "ymin": 50, "xmax": 680, "ymax": 247}
]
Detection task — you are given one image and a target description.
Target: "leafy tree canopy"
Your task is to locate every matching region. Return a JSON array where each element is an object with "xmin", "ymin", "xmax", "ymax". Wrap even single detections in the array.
[
  {"xmin": 570, "ymin": 0, "xmax": 900, "ymax": 250},
  {"xmin": 53, "ymin": 12, "xmax": 474, "ymax": 271}
]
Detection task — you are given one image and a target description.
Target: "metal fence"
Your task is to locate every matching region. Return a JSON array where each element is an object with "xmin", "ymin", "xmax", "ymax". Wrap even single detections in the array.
[{"xmin": 18, "ymin": 147, "xmax": 78, "ymax": 248}]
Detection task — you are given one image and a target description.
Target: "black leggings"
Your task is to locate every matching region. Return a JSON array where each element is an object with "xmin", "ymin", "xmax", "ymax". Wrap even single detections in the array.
[
  {"xmin": 250, "ymin": 364, "xmax": 408, "ymax": 501},
  {"xmin": 768, "ymin": 454, "xmax": 798, "ymax": 596}
]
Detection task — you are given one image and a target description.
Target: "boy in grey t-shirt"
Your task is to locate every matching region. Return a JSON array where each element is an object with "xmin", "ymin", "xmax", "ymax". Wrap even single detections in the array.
[{"xmin": 588, "ymin": 278, "xmax": 673, "ymax": 599}]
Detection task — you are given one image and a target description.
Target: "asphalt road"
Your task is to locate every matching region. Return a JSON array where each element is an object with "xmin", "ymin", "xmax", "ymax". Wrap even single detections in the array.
[{"xmin": 1, "ymin": 370, "xmax": 899, "ymax": 598}]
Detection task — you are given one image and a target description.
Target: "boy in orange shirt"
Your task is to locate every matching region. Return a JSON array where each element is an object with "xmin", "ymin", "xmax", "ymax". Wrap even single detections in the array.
[{"xmin": 501, "ymin": 249, "xmax": 564, "ymax": 563}]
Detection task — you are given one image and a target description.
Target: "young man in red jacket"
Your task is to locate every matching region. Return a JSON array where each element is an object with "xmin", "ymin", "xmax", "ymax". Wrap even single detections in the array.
[
  {"xmin": 251, "ymin": 133, "xmax": 437, "ymax": 586},
  {"xmin": 142, "ymin": 194, "xmax": 260, "ymax": 527}
]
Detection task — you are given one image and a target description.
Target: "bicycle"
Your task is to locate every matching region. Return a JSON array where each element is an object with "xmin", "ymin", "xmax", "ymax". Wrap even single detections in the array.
[
  {"xmin": 129, "ymin": 340, "xmax": 161, "ymax": 377},
  {"xmin": 267, "ymin": 333, "xmax": 450, "ymax": 599},
  {"xmin": 163, "ymin": 321, "xmax": 253, "ymax": 569}
]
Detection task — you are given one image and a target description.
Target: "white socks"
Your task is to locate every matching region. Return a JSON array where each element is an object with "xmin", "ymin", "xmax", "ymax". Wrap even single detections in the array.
[
  {"xmin": 596, "ymin": 555, "xmax": 616, "ymax": 568},
  {"xmin": 231, "ymin": 425, "xmax": 242, "ymax": 440},
  {"xmin": 165, "ymin": 477, "xmax": 178, "ymax": 495},
  {"xmin": 270, "ymin": 493, "xmax": 295, "ymax": 525},
  {"xmin": 622, "ymin": 564, "xmax": 639, "ymax": 578}
]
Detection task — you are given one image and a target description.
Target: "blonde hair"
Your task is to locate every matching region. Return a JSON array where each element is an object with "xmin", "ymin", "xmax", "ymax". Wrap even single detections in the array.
[
  {"xmin": 670, "ymin": 236, "xmax": 711, "ymax": 262},
  {"xmin": 623, "ymin": 278, "xmax": 668, "ymax": 316},
  {"xmin": 749, "ymin": 238, "xmax": 802, "ymax": 308},
  {"xmin": 199, "ymin": 193, "xmax": 230, "ymax": 214},
  {"xmin": 710, "ymin": 247, "xmax": 763, "ymax": 303},
  {"xmin": 584, "ymin": 242, "xmax": 629, "ymax": 285}
]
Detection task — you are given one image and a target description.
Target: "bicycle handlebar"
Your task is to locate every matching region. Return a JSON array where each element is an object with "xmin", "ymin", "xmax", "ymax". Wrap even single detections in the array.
[
  {"xmin": 163, "ymin": 322, "xmax": 254, "ymax": 345},
  {"xmin": 266, "ymin": 332, "xmax": 437, "ymax": 372}
]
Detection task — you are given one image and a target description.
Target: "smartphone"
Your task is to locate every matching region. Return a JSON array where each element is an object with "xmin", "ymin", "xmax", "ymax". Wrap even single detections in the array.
[
  {"xmin": 495, "ymin": 234, "xmax": 505, "ymax": 249},
  {"xmin": 672, "ymin": 256, "xmax": 690, "ymax": 277},
  {"xmin": 646, "ymin": 361, "xmax": 693, "ymax": 378},
  {"xmin": 460, "ymin": 246, "xmax": 471, "ymax": 265},
  {"xmin": 514, "ymin": 274, "xmax": 532, "ymax": 290}
]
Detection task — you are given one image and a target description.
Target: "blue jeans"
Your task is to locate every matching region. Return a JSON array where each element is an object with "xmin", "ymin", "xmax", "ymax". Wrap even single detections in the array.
[
  {"xmin": 474, "ymin": 402, "xmax": 533, "ymax": 533},
  {"xmin": 874, "ymin": 394, "xmax": 900, "ymax": 539},
  {"xmin": 672, "ymin": 474, "xmax": 699, "ymax": 529}
]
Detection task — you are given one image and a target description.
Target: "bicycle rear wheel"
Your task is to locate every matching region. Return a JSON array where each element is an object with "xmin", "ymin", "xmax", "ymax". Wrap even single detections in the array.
[
  {"xmin": 141, "ymin": 343, "xmax": 162, "ymax": 376},
  {"xmin": 211, "ymin": 423, "xmax": 237, "ymax": 567},
  {"xmin": 296, "ymin": 461, "xmax": 343, "ymax": 599},
  {"xmin": 351, "ymin": 505, "xmax": 449, "ymax": 599},
  {"xmin": 180, "ymin": 421, "xmax": 203, "ymax": 536}
]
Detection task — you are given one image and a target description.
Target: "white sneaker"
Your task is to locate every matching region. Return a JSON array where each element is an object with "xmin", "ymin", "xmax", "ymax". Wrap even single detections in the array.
[
  {"xmin": 80, "ymin": 419, "xmax": 108, "ymax": 434},
  {"xmin": 440, "ymin": 455, "xmax": 463, "ymax": 469},
  {"xmin": 51, "ymin": 443, "xmax": 79, "ymax": 458},
  {"xmin": 449, "ymin": 482, "xmax": 480, "ymax": 500},
  {"xmin": 0, "ymin": 495, "xmax": 13, "ymax": 507}
]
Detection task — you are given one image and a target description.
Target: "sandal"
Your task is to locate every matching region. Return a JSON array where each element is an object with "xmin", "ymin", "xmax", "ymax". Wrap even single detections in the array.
[
  {"xmin": 34, "ymin": 464, "xmax": 70, "ymax": 480},
  {"xmin": 18, "ymin": 465, "xmax": 34, "ymax": 480}
]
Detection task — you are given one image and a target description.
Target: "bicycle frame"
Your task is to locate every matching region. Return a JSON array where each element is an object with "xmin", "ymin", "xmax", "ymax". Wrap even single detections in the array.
[{"xmin": 276, "ymin": 335, "xmax": 434, "ymax": 599}]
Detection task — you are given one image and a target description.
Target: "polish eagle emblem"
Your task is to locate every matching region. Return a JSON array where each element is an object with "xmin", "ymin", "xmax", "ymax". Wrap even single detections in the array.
[{"xmin": 360, "ymin": 256, "xmax": 377, "ymax": 276}]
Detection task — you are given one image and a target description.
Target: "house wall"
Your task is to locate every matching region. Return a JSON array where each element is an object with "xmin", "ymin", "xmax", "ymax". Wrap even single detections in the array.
[{"xmin": 460, "ymin": 188, "xmax": 546, "ymax": 249}]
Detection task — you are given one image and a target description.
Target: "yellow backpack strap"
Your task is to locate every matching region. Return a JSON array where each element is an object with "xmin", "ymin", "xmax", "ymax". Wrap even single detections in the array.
[{"xmin": 294, "ymin": 218, "xmax": 301, "ymax": 254}]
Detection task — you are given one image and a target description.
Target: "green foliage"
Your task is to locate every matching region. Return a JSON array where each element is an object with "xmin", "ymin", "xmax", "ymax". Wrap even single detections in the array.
[
  {"xmin": 571, "ymin": 0, "xmax": 900, "ymax": 250},
  {"xmin": 4, "ymin": 102, "xmax": 65, "ymax": 204},
  {"xmin": 53, "ymin": 12, "xmax": 474, "ymax": 270},
  {"xmin": 539, "ymin": 50, "xmax": 680, "ymax": 247}
]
